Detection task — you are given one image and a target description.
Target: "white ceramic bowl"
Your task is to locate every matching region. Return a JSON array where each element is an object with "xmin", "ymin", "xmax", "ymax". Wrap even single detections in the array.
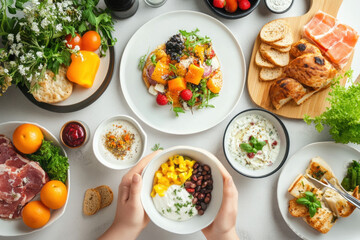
[
  {"xmin": 0, "ymin": 121, "xmax": 70, "ymax": 237},
  {"xmin": 223, "ymin": 109, "xmax": 290, "ymax": 178},
  {"xmin": 141, "ymin": 146, "xmax": 223, "ymax": 234},
  {"xmin": 93, "ymin": 115, "xmax": 147, "ymax": 170}
]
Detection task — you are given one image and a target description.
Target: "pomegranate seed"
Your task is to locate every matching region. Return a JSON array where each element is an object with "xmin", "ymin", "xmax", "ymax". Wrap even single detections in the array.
[
  {"xmin": 250, "ymin": 122, "xmax": 254, "ymax": 125},
  {"xmin": 272, "ymin": 141, "xmax": 278, "ymax": 146},
  {"xmin": 247, "ymin": 153, "xmax": 255, "ymax": 158}
]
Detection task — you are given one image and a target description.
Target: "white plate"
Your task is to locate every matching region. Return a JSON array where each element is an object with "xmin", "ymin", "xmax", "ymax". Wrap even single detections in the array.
[
  {"xmin": 0, "ymin": 121, "xmax": 70, "ymax": 236},
  {"xmin": 141, "ymin": 146, "xmax": 223, "ymax": 234},
  {"xmin": 20, "ymin": 48, "xmax": 114, "ymax": 113},
  {"xmin": 277, "ymin": 142, "xmax": 360, "ymax": 240},
  {"xmin": 119, "ymin": 10, "xmax": 246, "ymax": 135}
]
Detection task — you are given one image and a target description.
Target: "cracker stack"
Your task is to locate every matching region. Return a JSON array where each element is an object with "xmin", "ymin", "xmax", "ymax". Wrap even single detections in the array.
[
  {"xmin": 256, "ymin": 20, "xmax": 293, "ymax": 81},
  {"xmin": 83, "ymin": 185, "xmax": 113, "ymax": 216}
]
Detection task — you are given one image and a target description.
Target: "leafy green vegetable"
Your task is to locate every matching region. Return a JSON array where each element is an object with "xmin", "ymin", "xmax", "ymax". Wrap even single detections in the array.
[
  {"xmin": 304, "ymin": 70, "xmax": 360, "ymax": 144},
  {"xmin": 205, "ymin": 59, "xmax": 212, "ymax": 66},
  {"xmin": 169, "ymin": 63, "xmax": 177, "ymax": 75},
  {"xmin": 240, "ymin": 136, "xmax": 266, "ymax": 154},
  {"xmin": 173, "ymin": 107, "xmax": 185, "ymax": 117},
  {"xmin": 27, "ymin": 140, "xmax": 69, "ymax": 183},
  {"xmin": 296, "ymin": 191, "xmax": 322, "ymax": 217},
  {"xmin": 151, "ymin": 143, "xmax": 164, "ymax": 151},
  {"xmin": 179, "ymin": 28, "xmax": 211, "ymax": 51},
  {"xmin": 150, "ymin": 54, "xmax": 157, "ymax": 66},
  {"xmin": 341, "ymin": 160, "xmax": 360, "ymax": 191},
  {"xmin": 138, "ymin": 53, "xmax": 147, "ymax": 70}
]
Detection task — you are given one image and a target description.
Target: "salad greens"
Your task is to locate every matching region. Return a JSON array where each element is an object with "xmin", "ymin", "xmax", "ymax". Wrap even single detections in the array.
[
  {"xmin": 179, "ymin": 28, "xmax": 211, "ymax": 52},
  {"xmin": 240, "ymin": 136, "xmax": 266, "ymax": 154},
  {"xmin": 304, "ymin": 70, "xmax": 360, "ymax": 144},
  {"xmin": 341, "ymin": 160, "xmax": 360, "ymax": 191},
  {"xmin": 27, "ymin": 140, "xmax": 69, "ymax": 183},
  {"xmin": 296, "ymin": 191, "xmax": 322, "ymax": 218},
  {"xmin": 138, "ymin": 53, "xmax": 147, "ymax": 70},
  {"xmin": 0, "ymin": 0, "xmax": 116, "ymax": 94},
  {"xmin": 151, "ymin": 143, "xmax": 164, "ymax": 151}
]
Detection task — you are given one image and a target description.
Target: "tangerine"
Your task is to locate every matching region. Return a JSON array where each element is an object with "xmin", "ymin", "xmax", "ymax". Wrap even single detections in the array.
[
  {"xmin": 40, "ymin": 180, "xmax": 67, "ymax": 209},
  {"xmin": 13, "ymin": 124, "xmax": 44, "ymax": 154},
  {"xmin": 22, "ymin": 201, "xmax": 50, "ymax": 229}
]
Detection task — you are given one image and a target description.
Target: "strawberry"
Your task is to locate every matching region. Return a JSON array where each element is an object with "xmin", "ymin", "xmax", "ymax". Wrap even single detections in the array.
[
  {"xmin": 180, "ymin": 89, "xmax": 193, "ymax": 101},
  {"xmin": 156, "ymin": 94, "xmax": 168, "ymax": 105},
  {"xmin": 213, "ymin": 0, "xmax": 226, "ymax": 8},
  {"xmin": 238, "ymin": 0, "xmax": 251, "ymax": 10}
]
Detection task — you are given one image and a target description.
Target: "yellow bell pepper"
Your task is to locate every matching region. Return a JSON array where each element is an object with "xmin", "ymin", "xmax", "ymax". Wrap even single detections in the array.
[{"xmin": 66, "ymin": 50, "xmax": 100, "ymax": 88}]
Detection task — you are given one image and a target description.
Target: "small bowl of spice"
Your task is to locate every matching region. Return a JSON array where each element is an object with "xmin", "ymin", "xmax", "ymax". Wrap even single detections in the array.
[
  {"xmin": 60, "ymin": 120, "xmax": 89, "ymax": 149},
  {"xmin": 265, "ymin": 0, "xmax": 294, "ymax": 14},
  {"xmin": 93, "ymin": 115, "xmax": 147, "ymax": 170}
]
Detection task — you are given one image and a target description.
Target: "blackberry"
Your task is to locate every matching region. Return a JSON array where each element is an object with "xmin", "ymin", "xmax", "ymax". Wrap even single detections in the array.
[{"xmin": 166, "ymin": 34, "xmax": 184, "ymax": 62}]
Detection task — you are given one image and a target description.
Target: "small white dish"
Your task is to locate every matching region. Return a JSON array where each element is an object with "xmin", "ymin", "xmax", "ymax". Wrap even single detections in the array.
[
  {"xmin": 93, "ymin": 115, "xmax": 147, "ymax": 170},
  {"xmin": 277, "ymin": 142, "xmax": 360, "ymax": 240},
  {"xmin": 223, "ymin": 108, "xmax": 289, "ymax": 178},
  {"xmin": 141, "ymin": 146, "xmax": 223, "ymax": 234},
  {"xmin": 0, "ymin": 121, "xmax": 70, "ymax": 237}
]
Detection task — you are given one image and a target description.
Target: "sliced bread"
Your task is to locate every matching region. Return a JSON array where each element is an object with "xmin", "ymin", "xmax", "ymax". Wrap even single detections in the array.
[
  {"xmin": 260, "ymin": 19, "xmax": 289, "ymax": 43},
  {"xmin": 259, "ymin": 67, "xmax": 284, "ymax": 81},
  {"xmin": 95, "ymin": 185, "xmax": 114, "ymax": 209},
  {"xmin": 255, "ymin": 50, "xmax": 275, "ymax": 68},
  {"xmin": 269, "ymin": 27, "xmax": 293, "ymax": 48},
  {"xmin": 83, "ymin": 189, "xmax": 101, "ymax": 216},
  {"xmin": 274, "ymin": 45, "xmax": 291, "ymax": 53},
  {"xmin": 260, "ymin": 43, "xmax": 290, "ymax": 67}
]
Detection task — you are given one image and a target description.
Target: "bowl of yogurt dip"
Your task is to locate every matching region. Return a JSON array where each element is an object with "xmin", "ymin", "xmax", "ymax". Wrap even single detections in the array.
[
  {"xmin": 141, "ymin": 146, "xmax": 223, "ymax": 234},
  {"xmin": 93, "ymin": 115, "xmax": 147, "ymax": 170},
  {"xmin": 265, "ymin": 0, "xmax": 294, "ymax": 14},
  {"xmin": 223, "ymin": 108, "xmax": 289, "ymax": 178}
]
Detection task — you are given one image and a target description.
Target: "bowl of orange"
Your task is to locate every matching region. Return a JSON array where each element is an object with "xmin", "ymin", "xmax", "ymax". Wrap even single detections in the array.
[{"xmin": 0, "ymin": 121, "xmax": 70, "ymax": 237}]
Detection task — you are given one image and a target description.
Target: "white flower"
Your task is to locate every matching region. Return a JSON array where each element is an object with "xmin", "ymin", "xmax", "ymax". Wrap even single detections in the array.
[
  {"xmin": 16, "ymin": 43, "xmax": 23, "ymax": 50},
  {"xmin": 40, "ymin": 18, "xmax": 50, "ymax": 28},
  {"xmin": 74, "ymin": 45, "xmax": 80, "ymax": 51},
  {"xmin": 16, "ymin": 33, "xmax": 21, "ymax": 42},
  {"xmin": 26, "ymin": 74, "xmax": 33, "ymax": 82},
  {"xmin": 10, "ymin": 61, "xmax": 16, "ymax": 67},
  {"xmin": 64, "ymin": 16, "xmax": 71, "ymax": 22},
  {"xmin": 36, "ymin": 51, "xmax": 43, "ymax": 58},
  {"xmin": 67, "ymin": 44, "xmax": 72, "ymax": 48},
  {"xmin": 55, "ymin": 23, "xmax": 63, "ymax": 32},
  {"xmin": 26, "ymin": 52, "xmax": 35, "ymax": 59},
  {"xmin": 14, "ymin": 50, "xmax": 20, "ymax": 57},
  {"xmin": 7, "ymin": 34, "xmax": 14, "ymax": 43},
  {"xmin": 20, "ymin": 56, "xmax": 26, "ymax": 62},
  {"xmin": 31, "ymin": 0, "xmax": 39, "ymax": 5},
  {"xmin": 31, "ymin": 22, "xmax": 40, "ymax": 33},
  {"xmin": 19, "ymin": 65, "xmax": 26, "ymax": 76},
  {"xmin": 38, "ymin": 63, "xmax": 43, "ymax": 70},
  {"xmin": 4, "ymin": 69, "xmax": 9, "ymax": 74}
]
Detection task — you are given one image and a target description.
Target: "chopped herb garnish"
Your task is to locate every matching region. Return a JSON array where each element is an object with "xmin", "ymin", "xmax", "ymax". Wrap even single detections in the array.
[
  {"xmin": 151, "ymin": 143, "xmax": 164, "ymax": 151},
  {"xmin": 189, "ymin": 209, "xmax": 193, "ymax": 217},
  {"xmin": 179, "ymin": 28, "xmax": 211, "ymax": 51},
  {"xmin": 205, "ymin": 59, "xmax": 212, "ymax": 66},
  {"xmin": 296, "ymin": 191, "xmax": 322, "ymax": 217},
  {"xmin": 169, "ymin": 63, "xmax": 177, "ymax": 75},
  {"xmin": 173, "ymin": 107, "xmax": 185, "ymax": 117},
  {"xmin": 166, "ymin": 208, "xmax": 172, "ymax": 213},
  {"xmin": 240, "ymin": 136, "xmax": 266, "ymax": 154},
  {"xmin": 151, "ymin": 54, "xmax": 157, "ymax": 66},
  {"xmin": 138, "ymin": 54, "xmax": 147, "ymax": 70}
]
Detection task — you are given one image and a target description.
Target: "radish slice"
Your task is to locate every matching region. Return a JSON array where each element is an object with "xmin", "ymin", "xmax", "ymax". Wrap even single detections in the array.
[
  {"xmin": 203, "ymin": 64, "xmax": 212, "ymax": 78},
  {"xmin": 146, "ymin": 65, "xmax": 157, "ymax": 85}
]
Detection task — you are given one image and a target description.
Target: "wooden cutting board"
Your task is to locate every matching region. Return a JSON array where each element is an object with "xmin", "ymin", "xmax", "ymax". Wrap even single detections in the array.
[{"xmin": 247, "ymin": 0, "xmax": 354, "ymax": 119}]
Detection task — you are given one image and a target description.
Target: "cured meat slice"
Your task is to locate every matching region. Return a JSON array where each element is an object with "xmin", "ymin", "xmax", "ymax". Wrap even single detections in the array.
[
  {"xmin": 304, "ymin": 11, "xmax": 359, "ymax": 69},
  {"xmin": 0, "ymin": 135, "xmax": 48, "ymax": 219}
]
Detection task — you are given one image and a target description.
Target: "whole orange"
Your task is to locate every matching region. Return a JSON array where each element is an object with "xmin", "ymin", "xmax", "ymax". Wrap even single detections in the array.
[
  {"xmin": 22, "ymin": 201, "xmax": 50, "ymax": 229},
  {"xmin": 40, "ymin": 180, "xmax": 68, "ymax": 209},
  {"xmin": 81, "ymin": 31, "xmax": 101, "ymax": 52},
  {"xmin": 13, "ymin": 124, "xmax": 44, "ymax": 154}
]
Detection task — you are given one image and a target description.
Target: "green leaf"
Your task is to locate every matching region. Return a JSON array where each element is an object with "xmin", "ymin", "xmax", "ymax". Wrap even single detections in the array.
[
  {"xmin": 151, "ymin": 143, "xmax": 164, "ymax": 151},
  {"xmin": 138, "ymin": 53, "xmax": 147, "ymax": 70},
  {"xmin": 240, "ymin": 143, "xmax": 256, "ymax": 153},
  {"xmin": 78, "ymin": 22, "xmax": 87, "ymax": 33},
  {"xmin": 8, "ymin": 7, "xmax": 16, "ymax": 14},
  {"xmin": 205, "ymin": 58, "xmax": 212, "ymax": 66},
  {"xmin": 151, "ymin": 54, "xmax": 157, "ymax": 66},
  {"xmin": 296, "ymin": 198, "xmax": 310, "ymax": 206},
  {"xmin": 308, "ymin": 204, "xmax": 317, "ymax": 218},
  {"xmin": 173, "ymin": 107, "xmax": 185, "ymax": 117}
]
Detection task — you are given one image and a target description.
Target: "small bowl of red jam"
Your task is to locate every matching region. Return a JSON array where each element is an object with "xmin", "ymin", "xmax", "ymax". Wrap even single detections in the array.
[{"xmin": 60, "ymin": 121, "xmax": 89, "ymax": 149}]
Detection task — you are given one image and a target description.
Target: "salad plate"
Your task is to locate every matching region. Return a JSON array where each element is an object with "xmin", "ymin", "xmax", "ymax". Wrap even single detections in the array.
[
  {"xmin": 277, "ymin": 142, "xmax": 360, "ymax": 240},
  {"xmin": 19, "ymin": 47, "xmax": 114, "ymax": 113},
  {"xmin": 120, "ymin": 10, "xmax": 246, "ymax": 135},
  {"xmin": 0, "ymin": 121, "xmax": 70, "ymax": 236}
]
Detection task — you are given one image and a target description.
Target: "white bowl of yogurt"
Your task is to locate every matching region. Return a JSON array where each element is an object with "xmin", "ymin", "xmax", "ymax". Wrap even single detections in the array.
[
  {"xmin": 223, "ymin": 109, "xmax": 289, "ymax": 178},
  {"xmin": 93, "ymin": 115, "xmax": 147, "ymax": 170},
  {"xmin": 141, "ymin": 146, "xmax": 223, "ymax": 234}
]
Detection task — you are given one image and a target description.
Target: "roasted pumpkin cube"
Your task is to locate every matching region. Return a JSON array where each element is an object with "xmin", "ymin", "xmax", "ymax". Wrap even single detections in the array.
[
  {"xmin": 168, "ymin": 77, "xmax": 186, "ymax": 92},
  {"xmin": 151, "ymin": 60, "xmax": 169, "ymax": 85},
  {"xmin": 194, "ymin": 45, "xmax": 205, "ymax": 63},
  {"xmin": 207, "ymin": 70, "xmax": 223, "ymax": 93},
  {"xmin": 185, "ymin": 64, "xmax": 204, "ymax": 85}
]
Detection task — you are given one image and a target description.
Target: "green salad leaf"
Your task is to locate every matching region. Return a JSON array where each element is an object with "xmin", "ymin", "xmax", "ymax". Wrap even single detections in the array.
[
  {"xmin": 240, "ymin": 136, "xmax": 266, "ymax": 154},
  {"xmin": 304, "ymin": 70, "xmax": 360, "ymax": 144},
  {"xmin": 27, "ymin": 140, "xmax": 69, "ymax": 183},
  {"xmin": 296, "ymin": 191, "xmax": 322, "ymax": 218}
]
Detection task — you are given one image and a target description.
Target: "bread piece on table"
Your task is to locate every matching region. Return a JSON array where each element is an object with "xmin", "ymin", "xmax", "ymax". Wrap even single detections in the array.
[
  {"xmin": 31, "ymin": 65, "xmax": 73, "ymax": 104},
  {"xmin": 83, "ymin": 189, "xmax": 101, "ymax": 216},
  {"xmin": 260, "ymin": 19, "xmax": 289, "ymax": 43},
  {"xmin": 95, "ymin": 185, "xmax": 114, "ymax": 209},
  {"xmin": 269, "ymin": 78, "xmax": 307, "ymax": 109},
  {"xmin": 259, "ymin": 67, "xmax": 284, "ymax": 81},
  {"xmin": 290, "ymin": 39, "xmax": 322, "ymax": 58},
  {"xmin": 288, "ymin": 198, "xmax": 309, "ymax": 217},
  {"xmin": 260, "ymin": 43, "xmax": 290, "ymax": 67},
  {"xmin": 255, "ymin": 51, "xmax": 275, "ymax": 68}
]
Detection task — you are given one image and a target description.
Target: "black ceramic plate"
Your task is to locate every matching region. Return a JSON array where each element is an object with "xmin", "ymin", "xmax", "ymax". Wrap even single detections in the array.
[
  {"xmin": 19, "ymin": 46, "xmax": 114, "ymax": 113},
  {"xmin": 204, "ymin": 0, "xmax": 261, "ymax": 19}
]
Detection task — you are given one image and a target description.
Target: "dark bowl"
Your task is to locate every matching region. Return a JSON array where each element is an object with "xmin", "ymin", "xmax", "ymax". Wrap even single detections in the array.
[{"xmin": 204, "ymin": 0, "xmax": 261, "ymax": 19}]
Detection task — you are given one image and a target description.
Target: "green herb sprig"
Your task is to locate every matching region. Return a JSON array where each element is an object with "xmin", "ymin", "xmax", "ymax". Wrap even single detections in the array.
[
  {"xmin": 151, "ymin": 143, "xmax": 164, "ymax": 151},
  {"xmin": 240, "ymin": 136, "xmax": 266, "ymax": 154},
  {"xmin": 296, "ymin": 191, "xmax": 322, "ymax": 218}
]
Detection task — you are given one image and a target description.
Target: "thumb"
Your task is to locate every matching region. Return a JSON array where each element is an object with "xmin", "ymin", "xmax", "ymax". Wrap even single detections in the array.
[
  {"xmin": 219, "ymin": 177, "xmax": 238, "ymax": 215},
  {"xmin": 128, "ymin": 173, "xmax": 142, "ymax": 204}
]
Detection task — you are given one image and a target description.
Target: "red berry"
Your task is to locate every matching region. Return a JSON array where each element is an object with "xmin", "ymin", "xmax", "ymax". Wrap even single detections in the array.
[
  {"xmin": 180, "ymin": 89, "xmax": 193, "ymax": 101},
  {"xmin": 186, "ymin": 188, "xmax": 195, "ymax": 193},
  {"xmin": 247, "ymin": 153, "xmax": 255, "ymax": 159},
  {"xmin": 156, "ymin": 94, "xmax": 168, "ymax": 105},
  {"xmin": 213, "ymin": 0, "xmax": 226, "ymax": 8},
  {"xmin": 238, "ymin": 0, "xmax": 251, "ymax": 10}
]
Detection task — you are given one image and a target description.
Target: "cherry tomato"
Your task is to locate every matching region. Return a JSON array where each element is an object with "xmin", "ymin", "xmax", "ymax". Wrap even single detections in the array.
[
  {"xmin": 213, "ymin": 0, "xmax": 225, "ymax": 8},
  {"xmin": 81, "ymin": 31, "xmax": 101, "ymax": 52},
  {"xmin": 225, "ymin": 0, "xmax": 238, "ymax": 13},
  {"xmin": 65, "ymin": 33, "xmax": 82, "ymax": 50}
]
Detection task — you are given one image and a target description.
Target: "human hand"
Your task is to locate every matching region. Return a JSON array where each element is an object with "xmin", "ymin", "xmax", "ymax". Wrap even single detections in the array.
[
  {"xmin": 201, "ymin": 162, "xmax": 239, "ymax": 240},
  {"xmin": 99, "ymin": 151, "xmax": 161, "ymax": 240}
]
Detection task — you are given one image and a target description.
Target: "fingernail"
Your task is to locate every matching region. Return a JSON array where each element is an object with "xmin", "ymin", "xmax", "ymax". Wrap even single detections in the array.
[
  {"xmin": 132, "ymin": 173, "xmax": 141, "ymax": 183},
  {"xmin": 227, "ymin": 177, "xmax": 233, "ymax": 186}
]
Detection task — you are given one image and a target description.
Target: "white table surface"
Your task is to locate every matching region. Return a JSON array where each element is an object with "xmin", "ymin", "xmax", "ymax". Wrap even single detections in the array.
[{"xmin": 1, "ymin": 0, "xmax": 360, "ymax": 239}]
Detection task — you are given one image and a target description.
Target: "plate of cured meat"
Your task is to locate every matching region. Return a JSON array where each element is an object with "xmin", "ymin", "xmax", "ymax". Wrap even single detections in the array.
[
  {"xmin": 0, "ymin": 121, "xmax": 70, "ymax": 236},
  {"xmin": 120, "ymin": 10, "xmax": 246, "ymax": 135},
  {"xmin": 247, "ymin": 0, "xmax": 359, "ymax": 119}
]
